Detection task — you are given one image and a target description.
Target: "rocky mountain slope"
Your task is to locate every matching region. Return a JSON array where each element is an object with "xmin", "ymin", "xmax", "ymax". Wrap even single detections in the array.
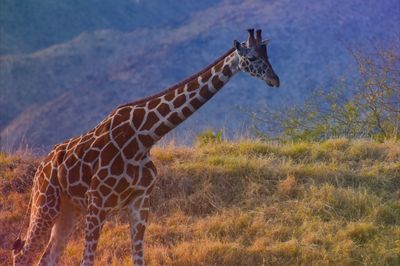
[{"xmin": 1, "ymin": 0, "xmax": 399, "ymax": 150}]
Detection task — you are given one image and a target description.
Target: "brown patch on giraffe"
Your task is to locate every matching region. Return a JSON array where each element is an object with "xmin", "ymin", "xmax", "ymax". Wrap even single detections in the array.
[
  {"xmin": 48, "ymin": 207, "xmax": 59, "ymax": 217},
  {"xmin": 157, "ymin": 103, "xmax": 171, "ymax": 116},
  {"xmin": 222, "ymin": 65, "xmax": 232, "ymax": 76},
  {"xmin": 69, "ymin": 184, "xmax": 87, "ymax": 197},
  {"xmin": 81, "ymin": 133, "xmax": 95, "ymax": 143},
  {"xmin": 100, "ymin": 143, "xmax": 118, "ymax": 165},
  {"xmin": 113, "ymin": 107, "xmax": 131, "ymax": 128},
  {"xmin": 214, "ymin": 61, "xmax": 224, "ymax": 72},
  {"xmin": 58, "ymin": 164, "xmax": 68, "ymax": 189},
  {"xmin": 104, "ymin": 193, "xmax": 119, "ymax": 208},
  {"xmin": 97, "ymin": 168, "xmax": 109, "ymax": 179},
  {"xmin": 173, "ymin": 94, "xmax": 186, "ymax": 108},
  {"xmin": 135, "ymin": 243, "xmax": 143, "ymax": 251},
  {"xmin": 200, "ymin": 85, "xmax": 213, "ymax": 99},
  {"xmin": 138, "ymin": 174, "xmax": 153, "ymax": 187},
  {"xmin": 81, "ymin": 163, "xmax": 92, "ymax": 184},
  {"xmin": 99, "ymin": 210, "xmax": 107, "ymax": 221},
  {"xmin": 69, "ymin": 163, "xmax": 81, "ymax": 183},
  {"xmin": 145, "ymin": 161, "xmax": 156, "ymax": 172},
  {"xmin": 91, "ymin": 206, "xmax": 100, "ymax": 216},
  {"xmin": 83, "ymin": 149, "xmax": 99, "ymax": 163},
  {"xmin": 182, "ymin": 107, "xmax": 192, "ymax": 117},
  {"xmin": 140, "ymin": 210, "xmax": 148, "ymax": 218},
  {"xmin": 126, "ymin": 164, "xmax": 140, "ymax": 183},
  {"xmin": 64, "ymin": 153, "xmax": 77, "ymax": 168},
  {"xmin": 120, "ymin": 189, "xmax": 132, "ymax": 202},
  {"xmin": 132, "ymin": 108, "xmax": 145, "ymax": 129},
  {"xmin": 190, "ymin": 98, "xmax": 202, "ymax": 109},
  {"xmin": 95, "ymin": 119, "xmax": 111, "ymax": 137},
  {"xmin": 164, "ymin": 92, "xmax": 175, "ymax": 101},
  {"xmin": 67, "ymin": 136, "xmax": 81, "ymax": 150},
  {"xmin": 123, "ymin": 139, "xmax": 139, "ymax": 159},
  {"xmin": 104, "ymin": 177, "xmax": 117, "ymax": 187},
  {"xmin": 87, "ymin": 214, "xmax": 99, "ymax": 227},
  {"xmin": 212, "ymin": 75, "xmax": 224, "ymax": 89},
  {"xmin": 140, "ymin": 112, "xmax": 158, "ymax": 130},
  {"xmin": 167, "ymin": 113, "xmax": 182, "ymax": 125},
  {"xmin": 111, "ymin": 115, "xmax": 125, "ymax": 129},
  {"xmin": 74, "ymin": 143, "xmax": 88, "ymax": 158},
  {"xmin": 189, "ymin": 92, "xmax": 196, "ymax": 98},
  {"xmin": 115, "ymin": 178, "xmax": 130, "ymax": 193},
  {"xmin": 138, "ymin": 134, "xmax": 154, "ymax": 147},
  {"xmin": 112, "ymin": 124, "xmax": 134, "ymax": 148},
  {"xmin": 91, "ymin": 176, "xmax": 101, "ymax": 190},
  {"xmin": 201, "ymin": 69, "xmax": 212, "ymax": 83},
  {"xmin": 148, "ymin": 98, "xmax": 161, "ymax": 109},
  {"xmin": 147, "ymin": 183, "xmax": 156, "ymax": 194},
  {"xmin": 110, "ymin": 153, "xmax": 124, "ymax": 176},
  {"xmin": 135, "ymin": 224, "xmax": 146, "ymax": 241},
  {"xmin": 43, "ymin": 162, "xmax": 52, "ymax": 177},
  {"xmin": 45, "ymin": 185, "xmax": 55, "ymax": 196},
  {"xmin": 50, "ymin": 168, "xmax": 59, "ymax": 184},
  {"xmin": 36, "ymin": 194, "xmax": 46, "ymax": 205},
  {"xmin": 92, "ymin": 134, "xmax": 111, "ymax": 150},
  {"xmin": 134, "ymin": 153, "xmax": 144, "ymax": 161},
  {"xmin": 154, "ymin": 123, "xmax": 171, "ymax": 136},
  {"xmin": 134, "ymin": 259, "xmax": 144, "ymax": 266},
  {"xmin": 99, "ymin": 185, "xmax": 112, "ymax": 197},
  {"xmin": 55, "ymin": 150, "xmax": 66, "ymax": 165},
  {"xmin": 176, "ymin": 85, "xmax": 186, "ymax": 95},
  {"xmin": 187, "ymin": 80, "xmax": 199, "ymax": 92}
]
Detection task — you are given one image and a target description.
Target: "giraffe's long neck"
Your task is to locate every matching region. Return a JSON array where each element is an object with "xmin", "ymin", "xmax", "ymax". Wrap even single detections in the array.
[{"xmin": 126, "ymin": 48, "xmax": 240, "ymax": 147}]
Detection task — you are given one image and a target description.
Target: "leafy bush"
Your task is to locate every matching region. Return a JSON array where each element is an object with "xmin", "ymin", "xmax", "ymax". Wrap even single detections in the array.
[
  {"xmin": 251, "ymin": 43, "xmax": 400, "ymax": 141},
  {"xmin": 195, "ymin": 129, "xmax": 223, "ymax": 146}
]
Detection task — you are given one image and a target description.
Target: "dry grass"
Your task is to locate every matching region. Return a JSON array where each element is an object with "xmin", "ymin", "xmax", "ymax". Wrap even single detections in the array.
[{"xmin": 1, "ymin": 139, "xmax": 399, "ymax": 265}]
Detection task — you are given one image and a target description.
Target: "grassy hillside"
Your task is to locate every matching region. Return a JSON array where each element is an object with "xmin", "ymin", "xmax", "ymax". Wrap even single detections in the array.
[{"xmin": 0, "ymin": 139, "xmax": 399, "ymax": 265}]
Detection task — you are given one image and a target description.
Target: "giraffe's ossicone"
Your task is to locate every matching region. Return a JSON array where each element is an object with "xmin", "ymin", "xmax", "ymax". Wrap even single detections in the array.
[{"xmin": 12, "ymin": 28, "xmax": 279, "ymax": 266}]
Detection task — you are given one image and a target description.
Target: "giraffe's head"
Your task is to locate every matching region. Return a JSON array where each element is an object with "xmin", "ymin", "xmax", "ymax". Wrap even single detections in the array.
[{"xmin": 233, "ymin": 29, "xmax": 280, "ymax": 87}]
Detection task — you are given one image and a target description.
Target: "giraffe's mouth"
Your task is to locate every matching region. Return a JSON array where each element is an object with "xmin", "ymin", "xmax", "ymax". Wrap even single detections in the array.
[{"xmin": 266, "ymin": 76, "xmax": 280, "ymax": 87}]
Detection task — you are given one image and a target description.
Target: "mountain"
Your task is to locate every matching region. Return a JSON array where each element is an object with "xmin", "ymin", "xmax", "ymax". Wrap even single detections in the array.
[{"xmin": 1, "ymin": 0, "xmax": 399, "ymax": 151}]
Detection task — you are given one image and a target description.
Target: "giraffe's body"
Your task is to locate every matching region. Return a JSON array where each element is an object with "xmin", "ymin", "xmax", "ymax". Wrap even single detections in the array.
[{"xmin": 13, "ymin": 29, "xmax": 279, "ymax": 266}]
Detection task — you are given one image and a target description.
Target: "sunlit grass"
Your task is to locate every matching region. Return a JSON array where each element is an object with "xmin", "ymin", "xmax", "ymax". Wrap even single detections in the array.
[{"xmin": 1, "ymin": 139, "xmax": 399, "ymax": 265}]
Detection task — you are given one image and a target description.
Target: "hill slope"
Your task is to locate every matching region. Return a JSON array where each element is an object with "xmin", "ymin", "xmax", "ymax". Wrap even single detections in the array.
[
  {"xmin": 1, "ymin": 0, "xmax": 399, "ymax": 150},
  {"xmin": 1, "ymin": 139, "xmax": 399, "ymax": 265}
]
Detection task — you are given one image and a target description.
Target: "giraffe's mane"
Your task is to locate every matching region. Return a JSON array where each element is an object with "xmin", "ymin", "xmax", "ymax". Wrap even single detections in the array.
[{"xmin": 118, "ymin": 47, "xmax": 236, "ymax": 108}]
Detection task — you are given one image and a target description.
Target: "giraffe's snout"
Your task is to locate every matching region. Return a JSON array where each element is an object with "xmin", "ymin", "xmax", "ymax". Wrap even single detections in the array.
[{"xmin": 266, "ymin": 73, "xmax": 280, "ymax": 87}]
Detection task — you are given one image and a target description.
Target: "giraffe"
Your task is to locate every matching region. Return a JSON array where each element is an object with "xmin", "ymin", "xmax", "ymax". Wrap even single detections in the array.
[{"xmin": 12, "ymin": 28, "xmax": 279, "ymax": 266}]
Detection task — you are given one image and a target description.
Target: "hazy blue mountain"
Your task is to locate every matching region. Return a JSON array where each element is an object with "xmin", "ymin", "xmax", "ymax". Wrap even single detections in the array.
[
  {"xmin": 0, "ymin": 0, "xmax": 216, "ymax": 55},
  {"xmin": 0, "ymin": 0, "xmax": 399, "ymax": 151}
]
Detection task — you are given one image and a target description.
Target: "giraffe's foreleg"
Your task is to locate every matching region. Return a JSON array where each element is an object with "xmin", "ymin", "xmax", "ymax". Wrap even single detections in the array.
[
  {"xmin": 80, "ymin": 192, "xmax": 107, "ymax": 266},
  {"xmin": 38, "ymin": 196, "xmax": 80, "ymax": 266},
  {"xmin": 127, "ymin": 195, "xmax": 151, "ymax": 266}
]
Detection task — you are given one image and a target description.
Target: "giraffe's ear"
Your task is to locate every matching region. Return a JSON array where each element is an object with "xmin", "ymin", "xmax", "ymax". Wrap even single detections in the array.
[
  {"xmin": 233, "ymin": 40, "xmax": 245, "ymax": 56},
  {"xmin": 261, "ymin": 40, "xmax": 270, "ymax": 45}
]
